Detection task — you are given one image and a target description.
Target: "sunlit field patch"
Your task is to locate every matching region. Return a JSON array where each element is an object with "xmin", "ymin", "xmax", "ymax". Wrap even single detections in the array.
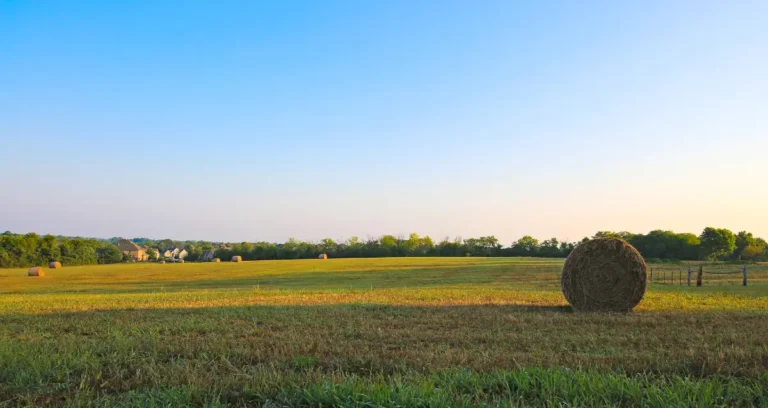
[{"xmin": 1, "ymin": 258, "xmax": 767, "ymax": 406}]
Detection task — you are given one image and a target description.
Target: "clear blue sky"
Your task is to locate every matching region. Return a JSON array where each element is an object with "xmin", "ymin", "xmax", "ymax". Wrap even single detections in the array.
[{"xmin": 1, "ymin": 0, "xmax": 766, "ymax": 243}]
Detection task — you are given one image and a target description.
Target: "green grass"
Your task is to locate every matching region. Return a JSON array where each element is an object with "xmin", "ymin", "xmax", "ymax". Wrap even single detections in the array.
[{"xmin": 1, "ymin": 258, "xmax": 767, "ymax": 406}]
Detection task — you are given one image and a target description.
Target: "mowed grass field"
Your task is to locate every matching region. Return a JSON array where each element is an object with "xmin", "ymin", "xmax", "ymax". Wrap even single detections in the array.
[{"xmin": 1, "ymin": 258, "xmax": 768, "ymax": 407}]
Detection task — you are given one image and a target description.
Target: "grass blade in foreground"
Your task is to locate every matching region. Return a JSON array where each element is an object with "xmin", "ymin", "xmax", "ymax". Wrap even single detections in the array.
[{"xmin": 53, "ymin": 369, "xmax": 768, "ymax": 407}]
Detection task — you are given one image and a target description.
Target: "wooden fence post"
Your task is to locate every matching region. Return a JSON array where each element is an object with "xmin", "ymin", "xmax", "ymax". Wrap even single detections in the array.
[
  {"xmin": 696, "ymin": 265, "xmax": 703, "ymax": 287},
  {"xmin": 743, "ymin": 264, "xmax": 747, "ymax": 287},
  {"xmin": 687, "ymin": 266, "xmax": 691, "ymax": 286},
  {"xmin": 650, "ymin": 267, "xmax": 653, "ymax": 282}
]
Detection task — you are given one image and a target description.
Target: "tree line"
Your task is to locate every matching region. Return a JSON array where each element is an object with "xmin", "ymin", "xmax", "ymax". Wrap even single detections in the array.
[
  {"xmin": 0, "ymin": 232, "xmax": 124, "ymax": 268},
  {"xmin": 1, "ymin": 227, "xmax": 766, "ymax": 268}
]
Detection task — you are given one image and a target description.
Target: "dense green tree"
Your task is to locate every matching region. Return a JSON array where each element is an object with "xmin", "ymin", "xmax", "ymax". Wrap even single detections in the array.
[
  {"xmin": 511, "ymin": 236, "xmax": 539, "ymax": 256},
  {"xmin": 477, "ymin": 236, "xmax": 500, "ymax": 256},
  {"xmin": 185, "ymin": 245, "xmax": 203, "ymax": 262},
  {"xmin": 158, "ymin": 239, "xmax": 175, "ymax": 250},
  {"xmin": 319, "ymin": 238, "xmax": 336, "ymax": 255},
  {"xmin": 280, "ymin": 238, "xmax": 301, "ymax": 259},
  {"xmin": 420, "ymin": 235, "xmax": 436, "ymax": 255},
  {"xmin": 0, "ymin": 247, "xmax": 11, "ymax": 267},
  {"xmin": 380, "ymin": 235, "xmax": 398, "ymax": 256},
  {"xmin": 593, "ymin": 231, "xmax": 635, "ymax": 241},
  {"xmin": 742, "ymin": 244, "xmax": 766, "ymax": 261},
  {"xmin": 436, "ymin": 237, "xmax": 461, "ymax": 257},
  {"xmin": 98, "ymin": 244, "xmax": 123, "ymax": 264},
  {"xmin": 539, "ymin": 238, "xmax": 561, "ymax": 258},
  {"xmin": 699, "ymin": 227, "xmax": 736, "ymax": 260},
  {"xmin": 734, "ymin": 231, "xmax": 756, "ymax": 260},
  {"xmin": 39, "ymin": 234, "xmax": 60, "ymax": 263},
  {"xmin": 400, "ymin": 233, "xmax": 421, "ymax": 256},
  {"xmin": 674, "ymin": 233, "xmax": 701, "ymax": 260},
  {"xmin": 559, "ymin": 241, "xmax": 575, "ymax": 257},
  {"xmin": 628, "ymin": 230, "xmax": 701, "ymax": 260}
]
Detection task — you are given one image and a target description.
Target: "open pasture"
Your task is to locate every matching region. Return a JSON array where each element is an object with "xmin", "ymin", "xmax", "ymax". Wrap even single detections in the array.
[{"xmin": 2, "ymin": 258, "xmax": 768, "ymax": 407}]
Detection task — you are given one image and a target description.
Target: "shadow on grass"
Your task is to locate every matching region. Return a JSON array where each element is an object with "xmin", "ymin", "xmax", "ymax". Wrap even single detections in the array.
[{"xmin": 2, "ymin": 302, "xmax": 575, "ymax": 318}]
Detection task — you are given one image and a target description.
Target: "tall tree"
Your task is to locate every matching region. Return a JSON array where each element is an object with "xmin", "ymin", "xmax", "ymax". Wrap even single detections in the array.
[
  {"xmin": 511, "ymin": 236, "xmax": 539, "ymax": 256},
  {"xmin": 699, "ymin": 227, "xmax": 736, "ymax": 260},
  {"xmin": 539, "ymin": 238, "xmax": 561, "ymax": 257},
  {"xmin": 734, "ymin": 231, "xmax": 756, "ymax": 260}
]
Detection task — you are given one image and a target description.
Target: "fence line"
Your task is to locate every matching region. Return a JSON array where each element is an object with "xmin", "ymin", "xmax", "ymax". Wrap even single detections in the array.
[{"xmin": 649, "ymin": 264, "xmax": 748, "ymax": 286}]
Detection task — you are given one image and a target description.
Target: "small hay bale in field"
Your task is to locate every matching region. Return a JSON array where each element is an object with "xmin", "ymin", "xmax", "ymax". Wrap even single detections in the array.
[
  {"xmin": 179, "ymin": 259, "xmax": 185, "ymax": 264},
  {"xmin": 28, "ymin": 267, "xmax": 45, "ymax": 277},
  {"xmin": 49, "ymin": 261, "xmax": 62, "ymax": 269},
  {"xmin": 231, "ymin": 255, "xmax": 242, "ymax": 263},
  {"xmin": 318, "ymin": 253, "xmax": 328, "ymax": 260},
  {"xmin": 160, "ymin": 260, "xmax": 166, "ymax": 264},
  {"xmin": 213, "ymin": 258, "xmax": 220, "ymax": 263},
  {"xmin": 561, "ymin": 237, "xmax": 647, "ymax": 312}
]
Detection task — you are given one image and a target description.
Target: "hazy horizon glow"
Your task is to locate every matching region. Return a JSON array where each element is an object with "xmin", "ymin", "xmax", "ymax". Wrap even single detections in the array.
[{"xmin": 1, "ymin": 1, "xmax": 767, "ymax": 244}]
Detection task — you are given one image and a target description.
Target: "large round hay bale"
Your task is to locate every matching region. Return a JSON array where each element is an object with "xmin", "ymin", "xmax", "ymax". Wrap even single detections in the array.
[
  {"xmin": 179, "ymin": 259, "xmax": 185, "ymax": 264},
  {"xmin": 231, "ymin": 256, "xmax": 242, "ymax": 263},
  {"xmin": 160, "ymin": 260, "xmax": 166, "ymax": 264},
  {"xmin": 561, "ymin": 238, "xmax": 647, "ymax": 312},
  {"xmin": 213, "ymin": 258, "xmax": 220, "ymax": 263},
  {"xmin": 49, "ymin": 261, "xmax": 62, "ymax": 269},
  {"xmin": 28, "ymin": 267, "xmax": 45, "ymax": 277},
  {"xmin": 318, "ymin": 253, "xmax": 328, "ymax": 260}
]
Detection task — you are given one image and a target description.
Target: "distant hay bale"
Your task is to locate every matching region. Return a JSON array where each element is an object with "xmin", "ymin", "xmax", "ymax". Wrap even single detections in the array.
[
  {"xmin": 231, "ymin": 256, "xmax": 242, "ymax": 263},
  {"xmin": 213, "ymin": 258, "xmax": 220, "ymax": 263},
  {"xmin": 160, "ymin": 260, "xmax": 166, "ymax": 264},
  {"xmin": 318, "ymin": 253, "xmax": 328, "ymax": 260},
  {"xmin": 49, "ymin": 262, "xmax": 62, "ymax": 269},
  {"xmin": 179, "ymin": 259, "xmax": 185, "ymax": 264},
  {"xmin": 28, "ymin": 267, "xmax": 45, "ymax": 277},
  {"xmin": 561, "ymin": 238, "xmax": 647, "ymax": 312}
]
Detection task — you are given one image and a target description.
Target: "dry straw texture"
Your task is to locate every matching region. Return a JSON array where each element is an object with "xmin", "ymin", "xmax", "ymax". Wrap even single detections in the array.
[
  {"xmin": 231, "ymin": 256, "xmax": 242, "ymax": 262},
  {"xmin": 213, "ymin": 258, "xmax": 220, "ymax": 263},
  {"xmin": 49, "ymin": 262, "xmax": 62, "ymax": 269},
  {"xmin": 179, "ymin": 260, "xmax": 185, "ymax": 264},
  {"xmin": 160, "ymin": 260, "xmax": 166, "ymax": 264},
  {"xmin": 561, "ymin": 238, "xmax": 647, "ymax": 312},
  {"xmin": 318, "ymin": 253, "xmax": 328, "ymax": 260},
  {"xmin": 27, "ymin": 267, "xmax": 45, "ymax": 277}
]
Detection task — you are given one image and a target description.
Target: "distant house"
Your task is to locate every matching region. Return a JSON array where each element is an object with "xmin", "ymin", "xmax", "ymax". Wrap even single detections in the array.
[
  {"xmin": 140, "ymin": 247, "xmax": 160, "ymax": 260},
  {"xmin": 200, "ymin": 250, "xmax": 215, "ymax": 262},
  {"xmin": 162, "ymin": 247, "xmax": 188, "ymax": 261},
  {"xmin": 115, "ymin": 239, "xmax": 148, "ymax": 261}
]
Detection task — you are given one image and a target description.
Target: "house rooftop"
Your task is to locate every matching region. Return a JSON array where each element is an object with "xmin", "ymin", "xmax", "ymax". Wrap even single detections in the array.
[{"xmin": 115, "ymin": 239, "xmax": 140, "ymax": 252}]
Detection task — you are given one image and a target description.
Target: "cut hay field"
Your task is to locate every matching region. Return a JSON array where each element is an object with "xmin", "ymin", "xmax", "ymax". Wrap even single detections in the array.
[{"xmin": 1, "ymin": 258, "xmax": 768, "ymax": 407}]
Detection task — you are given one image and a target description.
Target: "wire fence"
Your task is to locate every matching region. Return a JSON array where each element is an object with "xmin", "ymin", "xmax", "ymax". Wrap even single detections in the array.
[{"xmin": 648, "ymin": 263, "xmax": 768, "ymax": 287}]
